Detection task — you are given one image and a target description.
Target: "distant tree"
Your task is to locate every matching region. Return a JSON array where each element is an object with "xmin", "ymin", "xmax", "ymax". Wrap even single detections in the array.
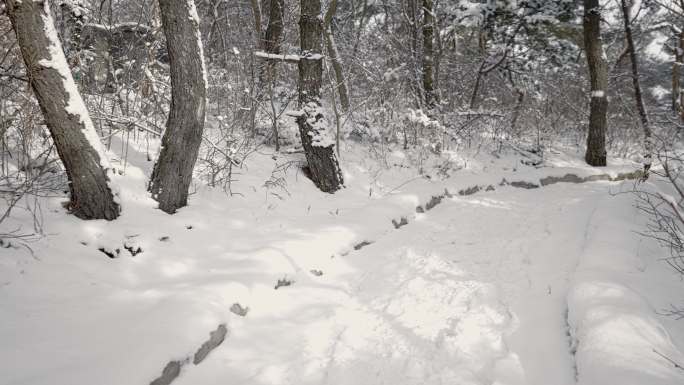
[
  {"xmin": 148, "ymin": 0, "xmax": 207, "ymax": 213},
  {"xmin": 297, "ymin": 0, "xmax": 344, "ymax": 192},
  {"xmin": 583, "ymin": 0, "xmax": 608, "ymax": 167},
  {"xmin": 422, "ymin": 0, "xmax": 436, "ymax": 109},
  {"xmin": 5, "ymin": 0, "xmax": 120, "ymax": 220}
]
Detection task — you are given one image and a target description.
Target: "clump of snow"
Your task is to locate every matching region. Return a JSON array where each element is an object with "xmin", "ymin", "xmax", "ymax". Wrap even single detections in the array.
[
  {"xmin": 303, "ymin": 102, "xmax": 335, "ymax": 148},
  {"xmin": 254, "ymin": 51, "xmax": 301, "ymax": 62},
  {"xmin": 651, "ymin": 85, "xmax": 669, "ymax": 100},
  {"xmin": 645, "ymin": 32, "xmax": 672, "ymax": 63}
]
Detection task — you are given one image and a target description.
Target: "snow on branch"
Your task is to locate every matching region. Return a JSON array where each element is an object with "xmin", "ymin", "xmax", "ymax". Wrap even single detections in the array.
[{"xmin": 254, "ymin": 51, "xmax": 324, "ymax": 63}]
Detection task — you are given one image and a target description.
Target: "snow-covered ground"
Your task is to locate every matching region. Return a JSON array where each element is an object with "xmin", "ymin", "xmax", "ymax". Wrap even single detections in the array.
[{"xmin": 1, "ymin": 142, "xmax": 684, "ymax": 385}]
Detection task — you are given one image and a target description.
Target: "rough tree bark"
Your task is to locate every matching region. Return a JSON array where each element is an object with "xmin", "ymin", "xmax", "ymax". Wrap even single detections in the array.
[
  {"xmin": 59, "ymin": 0, "xmax": 85, "ymax": 66},
  {"xmin": 149, "ymin": 0, "xmax": 207, "ymax": 213},
  {"xmin": 6, "ymin": 0, "xmax": 119, "ymax": 220},
  {"xmin": 422, "ymin": 0, "xmax": 436, "ymax": 108},
  {"xmin": 619, "ymin": 0, "xmax": 652, "ymax": 173},
  {"xmin": 583, "ymin": 0, "xmax": 608, "ymax": 167},
  {"xmin": 323, "ymin": 0, "xmax": 350, "ymax": 112},
  {"xmin": 249, "ymin": 0, "xmax": 263, "ymax": 49},
  {"xmin": 297, "ymin": 0, "xmax": 344, "ymax": 193},
  {"xmin": 262, "ymin": 0, "xmax": 284, "ymax": 83},
  {"xmin": 260, "ymin": 0, "xmax": 285, "ymax": 150}
]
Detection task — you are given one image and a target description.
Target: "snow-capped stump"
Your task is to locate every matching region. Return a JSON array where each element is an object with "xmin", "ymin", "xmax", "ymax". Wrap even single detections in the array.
[
  {"xmin": 98, "ymin": 247, "xmax": 120, "ymax": 259},
  {"xmin": 310, "ymin": 269, "xmax": 324, "ymax": 276},
  {"xmin": 612, "ymin": 170, "xmax": 644, "ymax": 181},
  {"xmin": 459, "ymin": 185, "xmax": 481, "ymax": 196},
  {"xmin": 123, "ymin": 244, "xmax": 143, "ymax": 256},
  {"xmin": 230, "ymin": 303, "xmax": 249, "ymax": 317},
  {"xmin": 0, "ymin": 239, "xmax": 15, "ymax": 249},
  {"xmin": 149, "ymin": 360, "xmax": 182, "ymax": 385},
  {"xmin": 193, "ymin": 324, "xmax": 228, "ymax": 364},
  {"xmin": 540, "ymin": 173, "xmax": 584, "ymax": 186},
  {"xmin": 274, "ymin": 277, "xmax": 294, "ymax": 289},
  {"xmin": 582, "ymin": 174, "xmax": 612, "ymax": 182},
  {"xmin": 149, "ymin": 324, "xmax": 227, "ymax": 385},
  {"xmin": 510, "ymin": 180, "xmax": 540, "ymax": 189},
  {"xmin": 353, "ymin": 240, "xmax": 374, "ymax": 250},
  {"xmin": 424, "ymin": 195, "xmax": 444, "ymax": 210},
  {"xmin": 392, "ymin": 217, "xmax": 408, "ymax": 229}
]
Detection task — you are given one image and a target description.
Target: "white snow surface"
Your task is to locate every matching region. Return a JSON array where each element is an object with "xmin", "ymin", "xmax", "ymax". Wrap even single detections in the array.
[{"xmin": 1, "ymin": 140, "xmax": 684, "ymax": 385}]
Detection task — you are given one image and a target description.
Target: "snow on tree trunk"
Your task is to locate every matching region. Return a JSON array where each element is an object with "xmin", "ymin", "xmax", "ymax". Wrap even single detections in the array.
[
  {"xmin": 149, "ymin": 0, "xmax": 207, "ymax": 214},
  {"xmin": 583, "ymin": 0, "xmax": 608, "ymax": 167},
  {"xmin": 59, "ymin": 0, "xmax": 85, "ymax": 67},
  {"xmin": 6, "ymin": 0, "xmax": 120, "ymax": 220},
  {"xmin": 297, "ymin": 0, "xmax": 344, "ymax": 193}
]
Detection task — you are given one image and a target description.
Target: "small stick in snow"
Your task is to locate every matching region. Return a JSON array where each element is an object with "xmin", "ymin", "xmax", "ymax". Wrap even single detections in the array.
[{"xmin": 653, "ymin": 348, "xmax": 684, "ymax": 371}]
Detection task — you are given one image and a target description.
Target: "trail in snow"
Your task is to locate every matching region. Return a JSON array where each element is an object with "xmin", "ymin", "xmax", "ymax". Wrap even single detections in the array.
[
  {"xmin": 3, "ymin": 144, "xmax": 684, "ymax": 385},
  {"xmin": 174, "ymin": 183, "xmax": 618, "ymax": 385}
]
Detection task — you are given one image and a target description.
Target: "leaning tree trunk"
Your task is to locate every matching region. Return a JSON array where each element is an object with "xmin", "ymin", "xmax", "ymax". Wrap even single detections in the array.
[
  {"xmin": 6, "ymin": 0, "xmax": 119, "ymax": 220},
  {"xmin": 583, "ymin": 0, "xmax": 608, "ymax": 167},
  {"xmin": 323, "ymin": 0, "xmax": 350, "ymax": 113},
  {"xmin": 297, "ymin": 0, "xmax": 344, "ymax": 193},
  {"xmin": 620, "ymin": 0, "xmax": 652, "ymax": 174},
  {"xmin": 422, "ymin": 0, "xmax": 436, "ymax": 109},
  {"xmin": 149, "ymin": 0, "xmax": 207, "ymax": 213}
]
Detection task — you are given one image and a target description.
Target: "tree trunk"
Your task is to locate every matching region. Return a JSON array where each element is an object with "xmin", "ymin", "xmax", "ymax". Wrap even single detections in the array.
[
  {"xmin": 262, "ymin": 0, "xmax": 284, "ymax": 83},
  {"xmin": 406, "ymin": 0, "xmax": 422, "ymax": 107},
  {"xmin": 583, "ymin": 0, "xmax": 608, "ymax": 167},
  {"xmin": 422, "ymin": 0, "xmax": 436, "ymax": 108},
  {"xmin": 297, "ymin": 0, "xmax": 344, "ymax": 193},
  {"xmin": 149, "ymin": 0, "xmax": 207, "ymax": 213},
  {"xmin": 432, "ymin": 0, "xmax": 443, "ymax": 104},
  {"xmin": 619, "ymin": 0, "xmax": 652, "ymax": 173},
  {"xmin": 262, "ymin": 0, "xmax": 284, "ymax": 150},
  {"xmin": 59, "ymin": 0, "xmax": 85, "ymax": 67},
  {"xmin": 324, "ymin": 0, "xmax": 350, "ymax": 112},
  {"xmin": 249, "ymin": 0, "xmax": 263, "ymax": 49},
  {"xmin": 673, "ymin": 31, "xmax": 684, "ymax": 120},
  {"xmin": 6, "ymin": 0, "xmax": 119, "ymax": 220}
]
